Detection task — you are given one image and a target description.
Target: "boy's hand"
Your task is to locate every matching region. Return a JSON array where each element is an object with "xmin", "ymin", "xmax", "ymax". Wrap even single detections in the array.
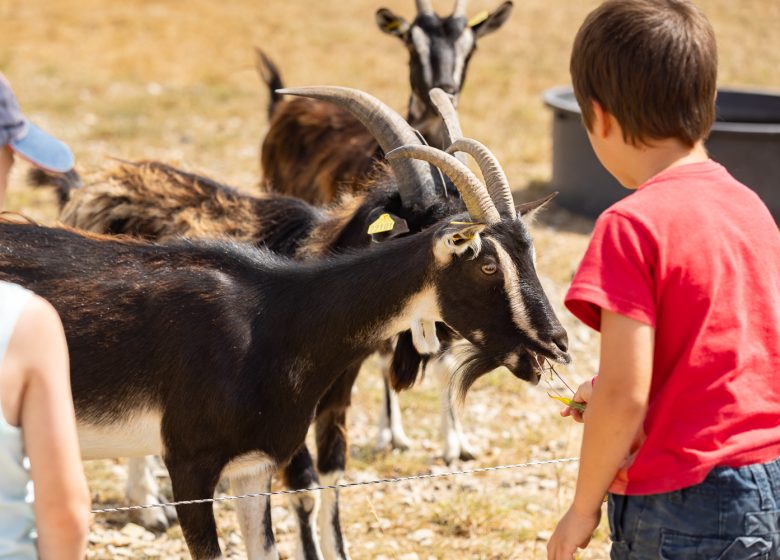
[
  {"xmin": 560, "ymin": 378, "xmax": 594, "ymax": 423},
  {"xmin": 546, "ymin": 505, "xmax": 600, "ymax": 560}
]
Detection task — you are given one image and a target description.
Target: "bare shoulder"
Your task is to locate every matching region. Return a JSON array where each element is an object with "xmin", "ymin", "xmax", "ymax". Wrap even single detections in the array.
[
  {"xmin": 10, "ymin": 294, "xmax": 68, "ymax": 378},
  {"xmin": 14, "ymin": 295, "xmax": 64, "ymax": 344},
  {"xmin": 1, "ymin": 294, "xmax": 67, "ymax": 426}
]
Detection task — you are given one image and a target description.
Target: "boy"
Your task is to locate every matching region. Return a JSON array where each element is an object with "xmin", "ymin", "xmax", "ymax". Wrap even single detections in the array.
[{"xmin": 547, "ymin": 1, "xmax": 780, "ymax": 559}]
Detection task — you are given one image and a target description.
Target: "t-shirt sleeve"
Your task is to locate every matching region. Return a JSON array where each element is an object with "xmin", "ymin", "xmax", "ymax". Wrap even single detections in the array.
[{"xmin": 565, "ymin": 211, "xmax": 657, "ymax": 331}]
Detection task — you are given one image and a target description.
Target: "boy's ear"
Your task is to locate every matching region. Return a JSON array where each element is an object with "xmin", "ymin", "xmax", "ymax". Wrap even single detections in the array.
[
  {"xmin": 591, "ymin": 100, "xmax": 612, "ymax": 139},
  {"xmin": 433, "ymin": 221, "xmax": 486, "ymax": 263},
  {"xmin": 376, "ymin": 8, "xmax": 410, "ymax": 38},
  {"xmin": 516, "ymin": 192, "xmax": 557, "ymax": 223},
  {"xmin": 470, "ymin": 1, "xmax": 513, "ymax": 38}
]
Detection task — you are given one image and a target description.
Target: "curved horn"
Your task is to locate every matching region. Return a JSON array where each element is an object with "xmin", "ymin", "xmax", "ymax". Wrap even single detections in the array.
[
  {"xmin": 416, "ymin": 0, "xmax": 434, "ymax": 15},
  {"xmin": 277, "ymin": 86, "xmax": 436, "ymax": 210},
  {"xmin": 387, "ymin": 145, "xmax": 500, "ymax": 223},
  {"xmin": 453, "ymin": 0, "xmax": 468, "ymax": 17},
  {"xmin": 447, "ymin": 138, "xmax": 516, "ymax": 219},
  {"xmin": 429, "ymin": 88, "xmax": 463, "ymax": 147}
]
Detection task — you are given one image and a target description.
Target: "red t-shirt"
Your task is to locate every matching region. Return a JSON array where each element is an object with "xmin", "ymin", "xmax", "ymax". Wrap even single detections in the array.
[{"xmin": 565, "ymin": 159, "xmax": 780, "ymax": 495}]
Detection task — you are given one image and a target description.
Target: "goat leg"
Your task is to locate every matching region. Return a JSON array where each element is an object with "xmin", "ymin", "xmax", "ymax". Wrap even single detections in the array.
[
  {"xmin": 230, "ymin": 467, "xmax": 279, "ymax": 560},
  {"xmin": 314, "ymin": 367, "xmax": 359, "ymax": 560},
  {"xmin": 375, "ymin": 350, "xmax": 412, "ymax": 451},
  {"xmin": 433, "ymin": 350, "xmax": 479, "ymax": 464},
  {"xmin": 165, "ymin": 456, "xmax": 223, "ymax": 559},
  {"xmin": 127, "ymin": 455, "xmax": 177, "ymax": 531},
  {"xmin": 282, "ymin": 446, "xmax": 325, "ymax": 560}
]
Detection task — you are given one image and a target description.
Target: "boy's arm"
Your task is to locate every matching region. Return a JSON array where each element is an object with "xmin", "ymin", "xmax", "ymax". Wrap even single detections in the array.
[{"xmin": 547, "ymin": 309, "xmax": 654, "ymax": 560}]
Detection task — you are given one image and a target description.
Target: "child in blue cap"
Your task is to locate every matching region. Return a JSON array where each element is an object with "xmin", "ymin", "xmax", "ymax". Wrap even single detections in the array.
[
  {"xmin": 0, "ymin": 75, "xmax": 90, "ymax": 558},
  {"xmin": 0, "ymin": 73, "xmax": 75, "ymax": 209}
]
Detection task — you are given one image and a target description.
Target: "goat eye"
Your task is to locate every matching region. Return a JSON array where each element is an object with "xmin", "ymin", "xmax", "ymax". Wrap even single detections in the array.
[{"xmin": 481, "ymin": 262, "xmax": 497, "ymax": 275}]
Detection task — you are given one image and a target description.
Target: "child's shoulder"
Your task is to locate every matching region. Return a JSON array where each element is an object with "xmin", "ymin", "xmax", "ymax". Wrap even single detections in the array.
[{"xmin": 605, "ymin": 160, "xmax": 772, "ymax": 233}]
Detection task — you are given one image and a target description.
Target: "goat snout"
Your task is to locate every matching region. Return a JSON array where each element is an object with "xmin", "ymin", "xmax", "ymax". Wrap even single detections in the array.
[
  {"xmin": 547, "ymin": 327, "xmax": 571, "ymax": 364},
  {"xmin": 435, "ymin": 83, "xmax": 458, "ymax": 96}
]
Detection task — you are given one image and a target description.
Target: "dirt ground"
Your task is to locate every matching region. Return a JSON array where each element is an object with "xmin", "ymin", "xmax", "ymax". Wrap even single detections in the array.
[{"xmin": 1, "ymin": 0, "xmax": 778, "ymax": 558}]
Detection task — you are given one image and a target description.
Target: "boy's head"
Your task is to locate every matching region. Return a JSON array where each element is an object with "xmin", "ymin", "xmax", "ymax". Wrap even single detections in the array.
[{"xmin": 570, "ymin": 0, "xmax": 717, "ymax": 148}]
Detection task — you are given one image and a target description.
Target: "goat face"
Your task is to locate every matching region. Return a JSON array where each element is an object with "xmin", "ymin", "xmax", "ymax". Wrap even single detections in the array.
[
  {"xmin": 430, "ymin": 216, "xmax": 569, "ymax": 399},
  {"xmin": 376, "ymin": 1, "xmax": 513, "ymax": 140}
]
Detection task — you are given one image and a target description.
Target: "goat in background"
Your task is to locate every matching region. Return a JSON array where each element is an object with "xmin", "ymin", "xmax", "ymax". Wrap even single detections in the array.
[{"xmin": 258, "ymin": 0, "xmax": 513, "ymax": 204}]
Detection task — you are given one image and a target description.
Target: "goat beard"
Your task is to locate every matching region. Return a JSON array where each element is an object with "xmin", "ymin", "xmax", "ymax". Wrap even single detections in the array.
[{"xmin": 450, "ymin": 346, "xmax": 504, "ymax": 405}]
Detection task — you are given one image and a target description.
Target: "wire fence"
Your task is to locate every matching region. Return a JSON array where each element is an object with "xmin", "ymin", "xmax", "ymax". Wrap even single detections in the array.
[{"xmin": 91, "ymin": 456, "xmax": 579, "ymax": 514}]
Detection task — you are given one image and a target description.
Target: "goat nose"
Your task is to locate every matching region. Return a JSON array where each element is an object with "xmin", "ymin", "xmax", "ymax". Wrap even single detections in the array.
[
  {"xmin": 436, "ymin": 83, "xmax": 458, "ymax": 95},
  {"xmin": 551, "ymin": 328, "xmax": 569, "ymax": 356}
]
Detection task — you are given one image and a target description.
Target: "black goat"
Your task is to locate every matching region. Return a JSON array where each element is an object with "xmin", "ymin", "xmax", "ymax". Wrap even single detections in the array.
[
  {"xmin": 0, "ymin": 152, "xmax": 568, "ymax": 559},
  {"xmin": 34, "ymin": 87, "xmax": 565, "ymax": 559},
  {"xmin": 258, "ymin": 0, "xmax": 513, "ymax": 204}
]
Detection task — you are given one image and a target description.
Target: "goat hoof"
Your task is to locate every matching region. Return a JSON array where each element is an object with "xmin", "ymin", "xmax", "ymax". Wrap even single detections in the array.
[
  {"xmin": 442, "ymin": 449, "xmax": 459, "ymax": 466},
  {"xmin": 132, "ymin": 507, "xmax": 171, "ymax": 532},
  {"xmin": 390, "ymin": 433, "xmax": 412, "ymax": 451},
  {"xmin": 374, "ymin": 428, "xmax": 393, "ymax": 451},
  {"xmin": 459, "ymin": 447, "xmax": 477, "ymax": 461},
  {"xmin": 164, "ymin": 505, "xmax": 178, "ymax": 526}
]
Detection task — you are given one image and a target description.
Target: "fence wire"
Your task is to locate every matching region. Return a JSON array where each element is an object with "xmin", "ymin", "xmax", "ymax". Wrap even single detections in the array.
[{"xmin": 91, "ymin": 456, "xmax": 579, "ymax": 514}]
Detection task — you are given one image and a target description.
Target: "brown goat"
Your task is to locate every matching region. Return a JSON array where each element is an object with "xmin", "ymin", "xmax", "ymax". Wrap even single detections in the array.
[{"xmin": 257, "ymin": 0, "xmax": 513, "ymax": 204}]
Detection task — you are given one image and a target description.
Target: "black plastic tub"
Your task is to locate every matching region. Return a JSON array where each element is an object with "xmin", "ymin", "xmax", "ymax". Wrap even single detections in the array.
[{"xmin": 543, "ymin": 86, "xmax": 780, "ymax": 220}]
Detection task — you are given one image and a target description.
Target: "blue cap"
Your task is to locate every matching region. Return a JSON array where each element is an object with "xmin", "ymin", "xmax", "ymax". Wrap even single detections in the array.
[{"xmin": 0, "ymin": 74, "xmax": 74, "ymax": 173}]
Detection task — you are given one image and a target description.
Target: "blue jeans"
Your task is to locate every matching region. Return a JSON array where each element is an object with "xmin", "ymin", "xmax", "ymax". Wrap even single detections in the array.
[{"xmin": 608, "ymin": 456, "xmax": 780, "ymax": 559}]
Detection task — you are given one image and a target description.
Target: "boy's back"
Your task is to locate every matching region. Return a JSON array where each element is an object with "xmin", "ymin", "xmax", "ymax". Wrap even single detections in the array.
[
  {"xmin": 548, "ymin": 2, "xmax": 780, "ymax": 557},
  {"xmin": 567, "ymin": 159, "xmax": 780, "ymax": 494}
]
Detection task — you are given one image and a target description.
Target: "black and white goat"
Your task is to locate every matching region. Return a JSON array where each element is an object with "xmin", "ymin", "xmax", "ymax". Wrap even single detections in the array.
[
  {"xmin": 1, "ymin": 121, "xmax": 569, "ymax": 559},
  {"xmin": 258, "ymin": 0, "xmax": 513, "ymax": 469},
  {"xmin": 258, "ymin": 0, "xmax": 513, "ymax": 203},
  {"xmin": 37, "ymin": 87, "xmax": 561, "ymax": 559}
]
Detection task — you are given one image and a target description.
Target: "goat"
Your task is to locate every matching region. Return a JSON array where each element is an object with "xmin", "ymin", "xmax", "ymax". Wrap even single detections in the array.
[
  {"xmin": 257, "ymin": 0, "xmax": 513, "ymax": 204},
  {"xmin": 36, "ymin": 87, "xmax": 564, "ymax": 559},
  {"xmin": 258, "ymin": 0, "xmax": 513, "ymax": 471},
  {"xmin": 1, "ymin": 125, "xmax": 569, "ymax": 559}
]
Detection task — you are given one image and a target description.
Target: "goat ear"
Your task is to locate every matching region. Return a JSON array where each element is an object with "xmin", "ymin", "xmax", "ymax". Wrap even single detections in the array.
[
  {"xmin": 471, "ymin": 1, "xmax": 513, "ymax": 38},
  {"xmin": 376, "ymin": 8, "xmax": 410, "ymax": 38},
  {"xmin": 516, "ymin": 191, "xmax": 557, "ymax": 223},
  {"xmin": 433, "ymin": 221, "xmax": 486, "ymax": 263}
]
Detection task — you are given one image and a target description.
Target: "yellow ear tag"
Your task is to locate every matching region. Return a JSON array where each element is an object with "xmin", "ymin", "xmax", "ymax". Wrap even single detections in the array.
[
  {"xmin": 450, "ymin": 220, "xmax": 483, "ymax": 242},
  {"xmin": 468, "ymin": 10, "xmax": 489, "ymax": 27},
  {"xmin": 547, "ymin": 393, "xmax": 587, "ymax": 413},
  {"xmin": 453, "ymin": 231, "xmax": 476, "ymax": 242},
  {"xmin": 384, "ymin": 20, "xmax": 402, "ymax": 31},
  {"xmin": 368, "ymin": 213, "xmax": 396, "ymax": 235}
]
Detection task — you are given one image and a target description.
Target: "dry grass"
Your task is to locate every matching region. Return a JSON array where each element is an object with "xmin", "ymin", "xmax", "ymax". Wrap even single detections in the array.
[{"xmin": 1, "ymin": 0, "xmax": 778, "ymax": 558}]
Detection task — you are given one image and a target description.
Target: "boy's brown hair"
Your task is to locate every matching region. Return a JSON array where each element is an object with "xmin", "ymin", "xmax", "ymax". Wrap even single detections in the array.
[{"xmin": 570, "ymin": 0, "xmax": 717, "ymax": 146}]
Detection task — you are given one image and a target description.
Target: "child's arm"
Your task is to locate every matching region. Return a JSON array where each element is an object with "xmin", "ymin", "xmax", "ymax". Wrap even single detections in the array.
[
  {"xmin": 13, "ymin": 297, "xmax": 91, "ymax": 559},
  {"xmin": 547, "ymin": 309, "xmax": 654, "ymax": 560}
]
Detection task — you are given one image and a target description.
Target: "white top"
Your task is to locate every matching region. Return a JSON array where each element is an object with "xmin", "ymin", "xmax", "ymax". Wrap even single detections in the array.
[{"xmin": 0, "ymin": 281, "xmax": 36, "ymax": 559}]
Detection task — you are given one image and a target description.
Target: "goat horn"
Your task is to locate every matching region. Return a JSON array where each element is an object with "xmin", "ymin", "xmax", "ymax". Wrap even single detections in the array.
[
  {"xmin": 277, "ymin": 86, "xmax": 437, "ymax": 211},
  {"xmin": 417, "ymin": 0, "xmax": 434, "ymax": 15},
  {"xmin": 429, "ymin": 88, "xmax": 463, "ymax": 147},
  {"xmin": 452, "ymin": 0, "xmax": 468, "ymax": 17},
  {"xmin": 387, "ymin": 145, "xmax": 500, "ymax": 224},
  {"xmin": 447, "ymin": 138, "xmax": 516, "ymax": 219}
]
